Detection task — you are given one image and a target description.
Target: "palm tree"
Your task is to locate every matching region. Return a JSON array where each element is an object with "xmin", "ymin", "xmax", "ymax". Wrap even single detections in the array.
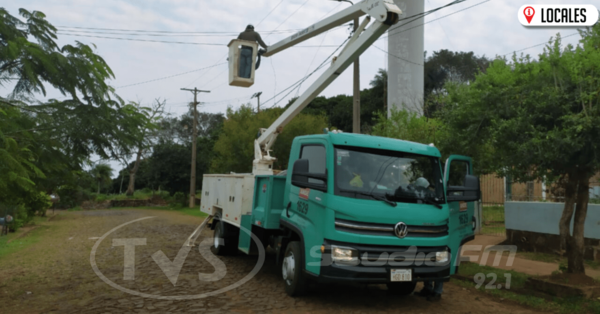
[{"xmin": 91, "ymin": 164, "xmax": 113, "ymax": 194}]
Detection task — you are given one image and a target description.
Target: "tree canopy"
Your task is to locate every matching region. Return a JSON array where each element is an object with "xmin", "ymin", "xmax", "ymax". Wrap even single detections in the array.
[{"xmin": 438, "ymin": 24, "xmax": 600, "ymax": 274}]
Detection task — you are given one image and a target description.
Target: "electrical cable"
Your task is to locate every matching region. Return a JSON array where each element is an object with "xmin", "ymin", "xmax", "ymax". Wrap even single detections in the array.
[
  {"xmin": 115, "ymin": 62, "xmax": 227, "ymax": 89},
  {"xmin": 58, "ymin": 32, "xmax": 342, "ymax": 47},
  {"xmin": 56, "ymin": 29, "xmax": 299, "ymax": 38},
  {"xmin": 56, "ymin": 25, "xmax": 301, "ymax": 34},
  {"xmin": 501, "ymin": 32, "xmax": 579, "ymax": 56},
  {"xmin": 255, "ymin": 0, "xmax": 285, "ymax": 28},
  {"xmin": 383, "ymin": 0, "xmax": 489, "ymax": 40},
  {"xmin": 266, "ymin": 0, "xmax": 311, "ymax": 38},
  {"xmin": 262, "ymin": 36, "xmax": 351, "ymax": 109}
]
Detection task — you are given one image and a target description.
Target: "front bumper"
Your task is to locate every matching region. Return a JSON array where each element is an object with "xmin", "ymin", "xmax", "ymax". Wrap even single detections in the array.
[{"xmin": 312, "ymin": 239, "xmax": 451, "ymax": 284}]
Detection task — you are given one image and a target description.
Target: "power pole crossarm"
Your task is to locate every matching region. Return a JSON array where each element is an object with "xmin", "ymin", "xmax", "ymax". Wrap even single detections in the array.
[{"xmin": 181, "ymin": 87, "xmax": 210, "ymax": 208}]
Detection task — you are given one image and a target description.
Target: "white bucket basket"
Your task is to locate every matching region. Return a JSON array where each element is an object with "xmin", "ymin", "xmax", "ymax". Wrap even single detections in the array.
[{"xmin": 228, "ymin": 39, "xmax": 258, "ymax": 88}]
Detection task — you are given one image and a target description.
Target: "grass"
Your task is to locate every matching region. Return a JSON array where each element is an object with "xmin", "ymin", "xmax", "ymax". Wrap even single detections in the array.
[
  {"xmin": 482, "ymin": 205, "xmax": 505, "ymax": 223},
  {"xmin": 517, "ymin": 251, "xmax": 600, "ymax": 270},
  {"xmin": 101, "ymin": 206, "xmax": 209, "ymax": 219},
  {"xmin": 455, "ymin": 262, "xmax": 600, "ymax": 313},
  {"xmin": 480, "ymin": 205, "xmax": 505, "ymax": 235},
  {"xmin": 0, "ymin": 222, "xmax": 47, "ymax": 259}
]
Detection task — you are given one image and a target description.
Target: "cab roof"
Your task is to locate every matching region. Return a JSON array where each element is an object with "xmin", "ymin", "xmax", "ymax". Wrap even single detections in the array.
[{"xmin": 296, "ymin": 132, "xmax": 441, "ymax": 158}]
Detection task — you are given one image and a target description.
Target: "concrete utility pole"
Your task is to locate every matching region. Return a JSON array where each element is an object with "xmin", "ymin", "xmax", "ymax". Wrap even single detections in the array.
[
  {"xmin": 387, "ymin": 0, "xmax": 425, "ymax": 117},
  {"xmin": 181, "ymin": 87, "xmax": 210, "ymax": 208},
  {"xmin": 252, "ymin": 92, "xmax": 262, "ymax": 113}
]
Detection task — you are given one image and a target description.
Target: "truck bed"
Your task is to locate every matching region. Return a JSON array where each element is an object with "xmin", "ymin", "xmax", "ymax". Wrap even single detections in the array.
[{"xmin": 200, "ymin": 174, "xmax": 255, "ymax": 227}]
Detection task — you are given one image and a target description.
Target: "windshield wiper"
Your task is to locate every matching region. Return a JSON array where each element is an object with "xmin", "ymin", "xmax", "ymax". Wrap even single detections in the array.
[
  {"xmin": 339, "ymin": 189, "xmax": 397, "ymax": 207},
  {"xmin": 419, "ymin": 196, "xmax": 443, "ymax": 209},
  {"xmin": 389, "ymin": 189, "xmax": 443, "ymax": 209}
]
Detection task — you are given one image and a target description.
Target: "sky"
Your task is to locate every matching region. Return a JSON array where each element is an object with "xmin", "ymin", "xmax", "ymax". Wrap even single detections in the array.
[{"xmin": 2, "ymin": 0, "xmax": 599, "ymax": 174}]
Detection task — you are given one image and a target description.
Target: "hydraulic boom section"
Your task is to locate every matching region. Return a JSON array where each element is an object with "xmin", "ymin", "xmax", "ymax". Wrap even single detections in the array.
[{"xmin": 252, "ymin": 0, "xmax": 401, "ymax": 175}]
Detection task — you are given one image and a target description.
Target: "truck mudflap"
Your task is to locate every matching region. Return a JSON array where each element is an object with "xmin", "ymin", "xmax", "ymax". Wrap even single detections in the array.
[{"xmin": 313, "ymin": 239, "xmax": 452, "ymax": 284}]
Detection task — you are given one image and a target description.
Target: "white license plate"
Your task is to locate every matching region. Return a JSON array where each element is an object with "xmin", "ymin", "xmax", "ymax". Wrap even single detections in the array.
[{"xmin": 390, "ymin": 269, "xmax": 412, "ymax": 282}]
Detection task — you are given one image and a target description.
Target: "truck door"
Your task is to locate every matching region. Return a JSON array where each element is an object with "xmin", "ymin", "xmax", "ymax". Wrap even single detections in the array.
[
  {"xmin": 444, "ymin": 155, "xmax": 477, "ymax": 275},
  {"xmin": 283, "ymin": 141, "xmax": 328, "ymax": 275}
]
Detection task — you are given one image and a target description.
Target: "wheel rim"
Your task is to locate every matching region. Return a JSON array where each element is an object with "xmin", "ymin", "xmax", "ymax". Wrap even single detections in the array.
[
  {"xmin": 282, "ymin": 251, "xmax": 295, "ymax": 285},
  {"xmin": 214, "ymin": 225, "xmax": 220, "ymax": 249}
]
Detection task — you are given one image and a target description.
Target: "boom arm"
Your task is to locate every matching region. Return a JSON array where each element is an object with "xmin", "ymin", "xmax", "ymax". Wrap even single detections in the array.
[{"xmin": 253, "ymin": 0, "xmax": 401, "ymax": 175}]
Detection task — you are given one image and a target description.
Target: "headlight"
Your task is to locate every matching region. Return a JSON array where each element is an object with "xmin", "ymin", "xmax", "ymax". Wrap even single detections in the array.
[
  {"xmin": 435, "ymin": 251, "xmax": 449, "ymax": 263},
  {"xmin": 332, "ymin": 245, "xmax": 358, "ymax": 264}
]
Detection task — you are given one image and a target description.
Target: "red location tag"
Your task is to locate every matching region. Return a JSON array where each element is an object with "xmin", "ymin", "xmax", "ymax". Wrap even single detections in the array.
[{"xmin": 523, "ymin": 6, "xmax": 535, "ymax": 24}]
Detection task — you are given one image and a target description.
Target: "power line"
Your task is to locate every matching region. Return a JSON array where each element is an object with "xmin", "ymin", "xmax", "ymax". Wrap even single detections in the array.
[
  {"xmin": 56, "ymin": 25, "xmax": 300, "ymax": 34},
  {"xmin": 57, "ymin": 33, "xmax": 225, "ymax": 46},
  {"xmin": 263, "ymin": 36, "xmax": 351, "ymax": 109},
  {"xmin": 373, "ymin": 46, "xmax": 423, "ymax": 66},
  {"xmin": 501, "ymin": 32, "xmax": 580, "ymax": 56},
  {"xmin": 57, "ymin": 32, "xmax": 341, "ymax": 48},
  {"xmin": 115, "ymin": 62, "xmax": 227, "ymax": 89},
  {"xmin": 266, "ymin": 0, "xmax": 311, "ymax": 39},
  {"xmin": 256, "ymin": 0, "xmax": 285, "ymax": 27},
  {"xmin": 56, "ymin": 29, "xmax": 299, "ymax": 38},
  {"xmin": 384, "ymin": 0, "xmax": 481, "ymax": 39}
]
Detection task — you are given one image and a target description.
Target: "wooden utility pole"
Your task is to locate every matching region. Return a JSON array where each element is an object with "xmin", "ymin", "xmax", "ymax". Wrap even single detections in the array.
[
  {"xmin": 352, "ymin": 17, "xmax": 360, "ymax": 134},
  {"xmin": 252, "ymin": 92, "xmax": 262, "ymax": 113},
  {"xmin": 181, "ymin": 87, "xmax": 210, "ymax": 208},
  {"xmin": 335, "ymin": 0, "xmax": 361, "ymax": 133}
]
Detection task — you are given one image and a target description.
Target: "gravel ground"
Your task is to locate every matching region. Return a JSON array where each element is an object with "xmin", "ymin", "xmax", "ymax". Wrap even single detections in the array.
[{"xmin": 0, "ymin": 209, "xmax": 545, "ymax": 313}]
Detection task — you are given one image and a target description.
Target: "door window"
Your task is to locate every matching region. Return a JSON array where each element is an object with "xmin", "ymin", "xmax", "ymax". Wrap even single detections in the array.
[
  {"xmin": 447, "ymin": 160, "xmax": 470, "ymax": 195},
  {"xmin": 300, "ymin": 145, "xmax": 326, "ymax": 185}
]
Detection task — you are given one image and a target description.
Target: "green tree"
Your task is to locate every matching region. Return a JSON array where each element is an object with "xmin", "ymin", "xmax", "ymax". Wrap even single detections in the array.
[
  {"xmin": 115, "ymin": 99, "xmax": 165, "ymax": 196},
  {"xmin": 439, "ymin": 25, "xmax": 600, "ymax": 274},
  {"xmin": 211, "ymin": 105, "xmax": 328, "ymax": 173},
  {"xmin": 371, "ymin": 109, "xmax": 445, "ymax": 151},
  {"xmin": 0, "ymin": 8, "xmax": 147, "ymax": 210},
  {"xmin": 424, "ymin": 50, "xmax": 491, "ymax": 117},
  {"xmin": 90, "ymin": 164, "xmax": 113, "ymax": 194}
]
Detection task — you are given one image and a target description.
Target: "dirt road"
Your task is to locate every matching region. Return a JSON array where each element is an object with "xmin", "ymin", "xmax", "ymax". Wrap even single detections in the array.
[{"xmin": 0, "ymin": 209, "xmax": 545, "ymax": 313}]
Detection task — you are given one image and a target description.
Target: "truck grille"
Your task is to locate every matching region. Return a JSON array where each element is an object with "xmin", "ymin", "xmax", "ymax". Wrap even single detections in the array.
[{"xmin": 335, "ymin": 218, "xmax": 448, "ymax": 238}]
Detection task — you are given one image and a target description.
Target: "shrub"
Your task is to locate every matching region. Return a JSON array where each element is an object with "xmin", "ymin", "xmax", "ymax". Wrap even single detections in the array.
[{"xmin": 24, "ymin": 191, "xmax": 52, "ymax": 217}]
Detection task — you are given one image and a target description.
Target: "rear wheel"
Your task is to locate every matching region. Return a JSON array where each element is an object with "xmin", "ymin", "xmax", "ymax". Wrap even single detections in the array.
[
  {"xmin": 211, "ymin": 216, "xmax": 239, "ymax": 255},
  {"xmin": 282, "ymin": 241, "xmax": 307, "ymax": 296},
  {"xmin": 386, "ymin": 282, "xmax": 416, "ymax": 296},
  {"xmin": 211, "ymin": 219, "xmax": 228, "ymax": 256}
]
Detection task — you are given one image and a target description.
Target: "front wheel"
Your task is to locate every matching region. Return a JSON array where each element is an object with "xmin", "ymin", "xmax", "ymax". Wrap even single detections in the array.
[
  {"xmin": 386, "ymin": 282, "xmax": 416, "ymax": 296},
  {"xmin": 282, "ymin": 241, "xmax": 307, "ymax": 296}
]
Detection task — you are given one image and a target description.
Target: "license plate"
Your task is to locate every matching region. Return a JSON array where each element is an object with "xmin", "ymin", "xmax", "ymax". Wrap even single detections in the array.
[{"xmin": 390, "ymin": 269, "xmax": 412, "ymax": 282}]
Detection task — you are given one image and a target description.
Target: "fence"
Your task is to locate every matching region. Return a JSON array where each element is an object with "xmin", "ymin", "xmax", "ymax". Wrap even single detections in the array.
[{"xmin": 479, "ymin": 173, "xmax": 600, "ymax": 206}]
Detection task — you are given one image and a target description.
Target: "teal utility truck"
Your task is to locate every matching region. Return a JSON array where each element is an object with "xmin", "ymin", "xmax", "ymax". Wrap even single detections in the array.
[
  {"xmin": 200, "ymin": 0, "xmax": 480, "ymax": 296},
  {"xmin": 200, "ymin": 131, "xmax": 480, "ymax": 296}
]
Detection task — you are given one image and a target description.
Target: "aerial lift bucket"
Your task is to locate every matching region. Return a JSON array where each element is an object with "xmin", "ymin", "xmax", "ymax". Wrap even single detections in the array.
[{"xmin": 228, "ymin": 39, "xmax": 258, "ymax": 88}]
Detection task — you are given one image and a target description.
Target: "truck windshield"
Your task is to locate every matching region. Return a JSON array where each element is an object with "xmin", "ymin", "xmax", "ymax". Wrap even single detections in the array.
[{"xmin": 334, "ymin": 146, "xmax": 444, "ymax": 205}]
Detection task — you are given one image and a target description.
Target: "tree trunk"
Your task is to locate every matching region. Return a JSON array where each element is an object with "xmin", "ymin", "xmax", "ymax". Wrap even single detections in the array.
[
  {"xmin": 119, "ymin": 173, "xmax": 125, "ymax": 194},
  {"xmin": 559, "ymin": 174, "xmax": 577, "ymax": 254},
  {"xmin": 125, "ymin": 147, "xmax": 143, "ymax": 196},
  {"xmin": 567, "ymin": 173, "xmax": 590, "ymax": 273},
  {"xmin": 97, "ymin": 181, "xmax": 101, "ymax": 194}
]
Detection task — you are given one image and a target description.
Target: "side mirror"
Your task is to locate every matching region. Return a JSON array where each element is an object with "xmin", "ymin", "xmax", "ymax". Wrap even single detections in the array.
[
  {"xmin": 291, "ymin": 159, "xmax": 327, "ymax": 192},
  {"xmin": 446, "ymin": 174, "xmax": 480, "ymax": 202}
]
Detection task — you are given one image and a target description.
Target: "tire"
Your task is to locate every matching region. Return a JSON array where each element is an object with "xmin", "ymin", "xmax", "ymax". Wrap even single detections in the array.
[
  {"xmin": 211, "ymin": 217, "xmax": 240, "ymax": 255},
  {"xmin": 386, "ymin": 282, "xmax": 417, "ymax": 296},
  {"xmin": 282, "ymin": 241, "xmax": 307, "ymax": 296},
  {"xmin": 211, "ymin": 218, "xmax": 228, "ymax": 256}
]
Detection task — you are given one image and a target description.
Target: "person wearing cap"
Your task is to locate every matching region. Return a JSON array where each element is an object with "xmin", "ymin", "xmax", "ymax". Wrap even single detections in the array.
[{"xmin": 237, "ymin": 25, "xmax": 268, "ymax": 78}]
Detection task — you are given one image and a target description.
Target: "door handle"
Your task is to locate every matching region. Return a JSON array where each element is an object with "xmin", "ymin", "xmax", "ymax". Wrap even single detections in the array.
[{"xmin": 286, "ymin": 202, "xmax": 291, "ymax": 218}]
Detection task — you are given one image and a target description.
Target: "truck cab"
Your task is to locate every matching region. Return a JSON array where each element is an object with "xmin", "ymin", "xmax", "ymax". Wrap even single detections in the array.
[{"xmin": 202, "ymin": 131, "xmax": 480, "ymax": 296}]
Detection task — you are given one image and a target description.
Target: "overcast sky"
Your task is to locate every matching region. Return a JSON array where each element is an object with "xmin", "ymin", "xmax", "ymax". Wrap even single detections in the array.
[{"xmin": 3, "ymin": 0, "xmax": 598, "ymax": 174}]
